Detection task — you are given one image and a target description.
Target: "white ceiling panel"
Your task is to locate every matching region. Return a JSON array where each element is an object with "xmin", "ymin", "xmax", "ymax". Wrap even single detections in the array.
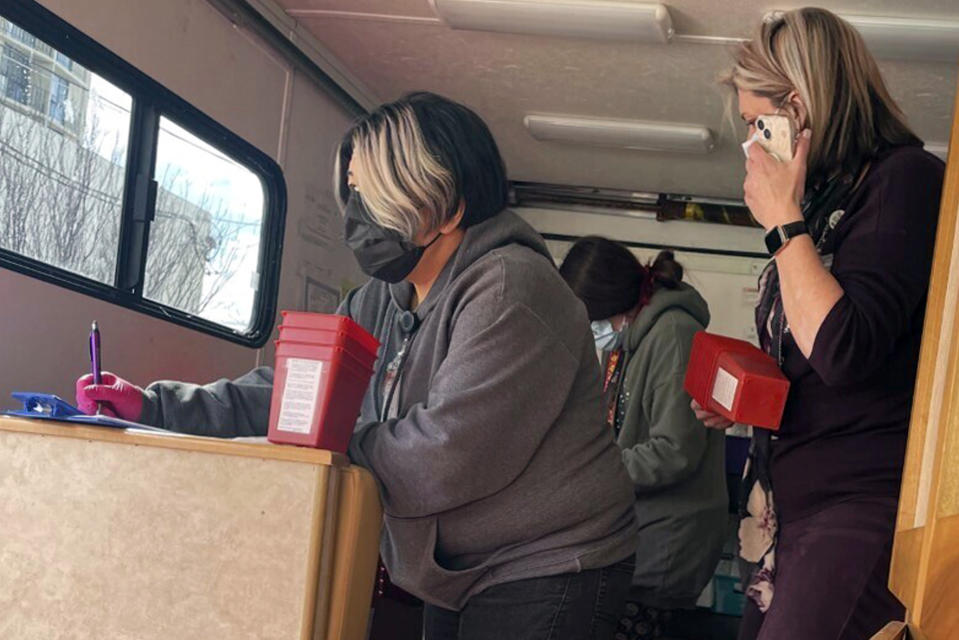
[{"xmin": 273, "ymin": 0, "xmax": 958, "ymax": 199}]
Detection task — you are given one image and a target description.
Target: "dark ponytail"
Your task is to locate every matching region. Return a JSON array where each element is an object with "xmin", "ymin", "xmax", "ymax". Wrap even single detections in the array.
[
  {"xmin": 559, "ymin": 237, "xmax": 684, "ymax": 321},
  {"xmin": 650, "ymin": 249, "xmax": 683, "ymax": 290}
]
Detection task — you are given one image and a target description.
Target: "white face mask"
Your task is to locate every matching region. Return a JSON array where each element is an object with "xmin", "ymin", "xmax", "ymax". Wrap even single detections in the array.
[{"xmin": 591, "ymin": 319, "xmax": 626, "ymax": 352}]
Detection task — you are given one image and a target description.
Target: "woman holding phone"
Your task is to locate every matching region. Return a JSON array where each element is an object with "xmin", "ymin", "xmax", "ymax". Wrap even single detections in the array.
[{"xmin": 693, "ymin": 8, "xmax": 945, "ymax": 640}]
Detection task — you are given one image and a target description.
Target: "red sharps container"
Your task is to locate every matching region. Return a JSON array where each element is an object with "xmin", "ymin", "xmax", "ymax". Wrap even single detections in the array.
[
  {"xmin": 267, "ymin": 312, "xmax": 380, "ymax": 452},
  {"xmin": 683, "ymin": 331, "xmax": 790, "ymax": 430}
]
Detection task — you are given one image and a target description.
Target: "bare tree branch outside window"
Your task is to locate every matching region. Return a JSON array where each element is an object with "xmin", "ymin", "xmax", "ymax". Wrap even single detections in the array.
[{"xmin": 0, "ymin": 26, "xmax": 263, "ymax": 331}]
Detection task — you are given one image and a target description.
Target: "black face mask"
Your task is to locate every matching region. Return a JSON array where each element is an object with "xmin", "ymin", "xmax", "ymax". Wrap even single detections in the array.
[{"xmin": 343, "ymin": 191, "xmax": 440, "ymax": 284}]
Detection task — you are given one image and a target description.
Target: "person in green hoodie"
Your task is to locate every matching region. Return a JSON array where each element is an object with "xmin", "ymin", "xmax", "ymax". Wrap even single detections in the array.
[{"xmin": 560, "ymin": 237, "xmax": 727, "ymax": 640}]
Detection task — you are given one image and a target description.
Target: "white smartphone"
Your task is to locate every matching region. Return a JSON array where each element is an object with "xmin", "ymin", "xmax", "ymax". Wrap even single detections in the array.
[{"xmin": 755, "ymin": 114, "xmax": 795, "ymax": 162}]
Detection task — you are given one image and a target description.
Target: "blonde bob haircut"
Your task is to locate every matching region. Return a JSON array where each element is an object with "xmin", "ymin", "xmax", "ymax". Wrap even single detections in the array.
[
  {"xmin": 334, "ymin": 92, "xmax": 509, "ymax": 240},
  {"xmin": 722, "ymin": 7, "xmax": 920, "ymax": 182}
]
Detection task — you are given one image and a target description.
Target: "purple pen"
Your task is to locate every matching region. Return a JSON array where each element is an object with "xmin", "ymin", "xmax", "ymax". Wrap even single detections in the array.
[{"xmin": 90, "ymin": 321, "xmax": 102, "ymax": 385}]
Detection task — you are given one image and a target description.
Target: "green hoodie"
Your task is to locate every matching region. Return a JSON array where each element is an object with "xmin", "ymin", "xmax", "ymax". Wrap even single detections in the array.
[{"xmin": 611, "ymin": 283, "xmax": 727, "ymax": 609}]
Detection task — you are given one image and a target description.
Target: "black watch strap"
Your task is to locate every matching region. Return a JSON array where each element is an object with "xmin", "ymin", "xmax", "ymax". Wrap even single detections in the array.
[{"xmin": 765, "ymin": 220, "xmax": 808, "ymax": 255}]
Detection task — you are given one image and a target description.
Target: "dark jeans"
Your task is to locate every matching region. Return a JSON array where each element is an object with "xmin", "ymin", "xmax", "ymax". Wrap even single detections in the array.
[{"xmin": 423, "ymin": 558, "xmax": 635, "ymax": 640}]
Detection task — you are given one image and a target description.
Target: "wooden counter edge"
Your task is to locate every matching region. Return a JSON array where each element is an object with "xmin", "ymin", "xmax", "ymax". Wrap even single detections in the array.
[{"xmin": 0, "ymin": 415, "xmax": 349, "ymax": 467}]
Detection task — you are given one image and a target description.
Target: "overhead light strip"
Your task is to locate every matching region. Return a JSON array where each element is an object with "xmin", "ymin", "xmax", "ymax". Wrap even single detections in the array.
[
  {"xmin": 284, "ymin": 10, "xmax": 443, "ymax": 26},
  {"xmin": 765, "ymin": 11, "xmax": 959, "ymax": 62},
  {"xmin": 672, "ymin": 34, "xmax": 748, "ymax": 46},
  {"xmin": 429, "ymin": 0, "xmax": 674, "ymax": 43},
  {"xmin": 842, "ymin": 14, "xmax": 959, "ymax": 62},
  {"xmin": 524, "ymin": 114, "xmax": 716, "ymax": 155}
]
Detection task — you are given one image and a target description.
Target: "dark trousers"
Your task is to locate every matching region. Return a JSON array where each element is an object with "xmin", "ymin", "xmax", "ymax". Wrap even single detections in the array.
[
  {"xmin": 423, "ymin": 558, "xmax": 634, "ymax": 640},
  {"xmin": 738, "ymin": 497, "xmax": 904, "ymax": 640}
]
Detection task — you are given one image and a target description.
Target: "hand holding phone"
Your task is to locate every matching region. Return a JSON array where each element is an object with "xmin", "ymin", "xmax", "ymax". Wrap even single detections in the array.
[{"xmin": 754, "ymin": 114, "xmax": 795, "ymax": 162}]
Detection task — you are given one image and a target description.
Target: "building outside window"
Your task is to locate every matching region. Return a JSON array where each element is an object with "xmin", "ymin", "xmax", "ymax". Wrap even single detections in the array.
[
  {"xmin": 0, "ymin": 6, "xmax": 286, "ymax": 343},
  {"xmin": 1, "ymin": 43, "xmax": 30, "ymax": 106},
  {"xmin": 5, "ymin": 21, "xmax": 35, "ymax": 48},
  {"xmin": 48, "ymin": 72, "xmax": 68, "ymax": 124},
  {"xmin": 0, "ymin": 23, "xmax": 90, "ymax": 137},
  {"xmin": 54, "ymin": 50, "xmax": 71, "ymax": 71}
]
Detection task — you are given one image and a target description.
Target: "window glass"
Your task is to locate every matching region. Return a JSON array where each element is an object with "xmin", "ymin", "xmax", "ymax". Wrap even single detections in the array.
[
  {"xmin": 0, "ymin": 6, "xmax": 286, "ymax": 344},
  {"xmin": 143, "ymin": 117, "xmax": 265, "ymax": 332},
  {"xmin": 0, "ymin": 18, "xmax": 130, "ymax": 284}
]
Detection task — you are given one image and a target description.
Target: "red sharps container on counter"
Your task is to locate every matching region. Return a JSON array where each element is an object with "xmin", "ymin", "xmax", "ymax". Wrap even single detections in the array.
[
  {"xmin": 268, "ymin": 311, "xmax": 380, "ymax": 452},
  {"xmin": 683, "ymin": 331, "xmax": 790, "ymax": 430}
]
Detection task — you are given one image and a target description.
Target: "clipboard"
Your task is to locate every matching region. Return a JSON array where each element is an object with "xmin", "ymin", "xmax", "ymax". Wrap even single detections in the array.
[{"xmin": 4, "ymin": 392, "xmax": 170, "ymax": 433}]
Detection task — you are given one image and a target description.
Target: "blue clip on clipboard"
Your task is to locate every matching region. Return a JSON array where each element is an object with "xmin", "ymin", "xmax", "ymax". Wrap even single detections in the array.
[
  {"xmin": 8, "ymin": 392, "xmax": 82, "ymax": 419},
  {"xmin": 5, "ymin": 392, "xmax": 168, "ymax": 432}
]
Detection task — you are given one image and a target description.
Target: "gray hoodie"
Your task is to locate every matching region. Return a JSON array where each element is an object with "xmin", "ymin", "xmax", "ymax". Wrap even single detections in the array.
[
  {"xmin": 613, "ymin": 284, "xmax": 727, "ymax": 609},
  {"xmin": 138, "ymin": 210, "xmax": 638, "ymax": 611}
]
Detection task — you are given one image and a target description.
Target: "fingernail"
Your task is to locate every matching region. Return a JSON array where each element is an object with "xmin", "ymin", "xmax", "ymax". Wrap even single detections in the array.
[{"xmin": 802, "ymin": 129, "xmax": 812, "ymax": 138}]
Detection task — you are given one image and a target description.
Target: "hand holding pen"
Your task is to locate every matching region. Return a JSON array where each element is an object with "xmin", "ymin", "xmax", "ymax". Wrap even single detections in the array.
[
  {"xmin": 89, "ymin": 321, "xmax": 102, "ymax": 414},
  {"xmin": 76, "ymin": 321, "xmax": 147, "ymax": 420}
]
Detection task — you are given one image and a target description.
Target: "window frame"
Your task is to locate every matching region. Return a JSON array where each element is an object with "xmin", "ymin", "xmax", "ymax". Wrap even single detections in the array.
[{"xmin": 0, "ymin": 0, "xmax": 288, "ymax": 347}]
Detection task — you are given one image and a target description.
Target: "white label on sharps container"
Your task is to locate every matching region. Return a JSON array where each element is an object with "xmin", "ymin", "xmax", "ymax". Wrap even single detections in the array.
[
  {"xmin": 276, "ymin": 358, "xmax": 324, "ymax": 434},
  {"xmin": 711, "ymin": 367, "xmax": 739, "ymax": 412}
]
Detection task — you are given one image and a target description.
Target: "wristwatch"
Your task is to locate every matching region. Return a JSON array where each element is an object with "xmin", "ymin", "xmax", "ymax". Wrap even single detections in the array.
[{"xmin": 765, "ymin": 221, "xmax": 808, "ymax": 255}]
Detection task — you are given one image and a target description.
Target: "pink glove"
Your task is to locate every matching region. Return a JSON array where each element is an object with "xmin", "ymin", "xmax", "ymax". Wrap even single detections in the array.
[{"xmin": 75, "ymin": 372, "xmax": 145, "ymax": 420}]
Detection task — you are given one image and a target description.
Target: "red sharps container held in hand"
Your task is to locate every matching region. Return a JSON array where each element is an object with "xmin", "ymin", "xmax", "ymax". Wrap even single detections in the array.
[
  {"xmin": 683, "ymin": 331, "xmax": 790, "ymax": 430},
  {"xmin": 268, "ymin": 312, "xmax": 380, "ymax": 452}
]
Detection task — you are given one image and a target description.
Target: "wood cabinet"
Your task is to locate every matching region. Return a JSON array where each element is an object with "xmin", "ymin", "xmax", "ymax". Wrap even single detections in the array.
[{"xmin": 0, "ymin": 417, "xmax": 381, "ymax": 639}]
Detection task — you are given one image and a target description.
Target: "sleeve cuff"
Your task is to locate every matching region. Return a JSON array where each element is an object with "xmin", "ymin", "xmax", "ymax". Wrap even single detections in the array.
[
  {"xmin": 347, "ymin": 422, "xmax": 377, "ymax": 467},
  {"xmin": 807, "ymin": 294, "xmax": 852, "ymax": 384},
  {"xmin": 138, "ymin": 388, "xmax": 162, "ymax": 427}
]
